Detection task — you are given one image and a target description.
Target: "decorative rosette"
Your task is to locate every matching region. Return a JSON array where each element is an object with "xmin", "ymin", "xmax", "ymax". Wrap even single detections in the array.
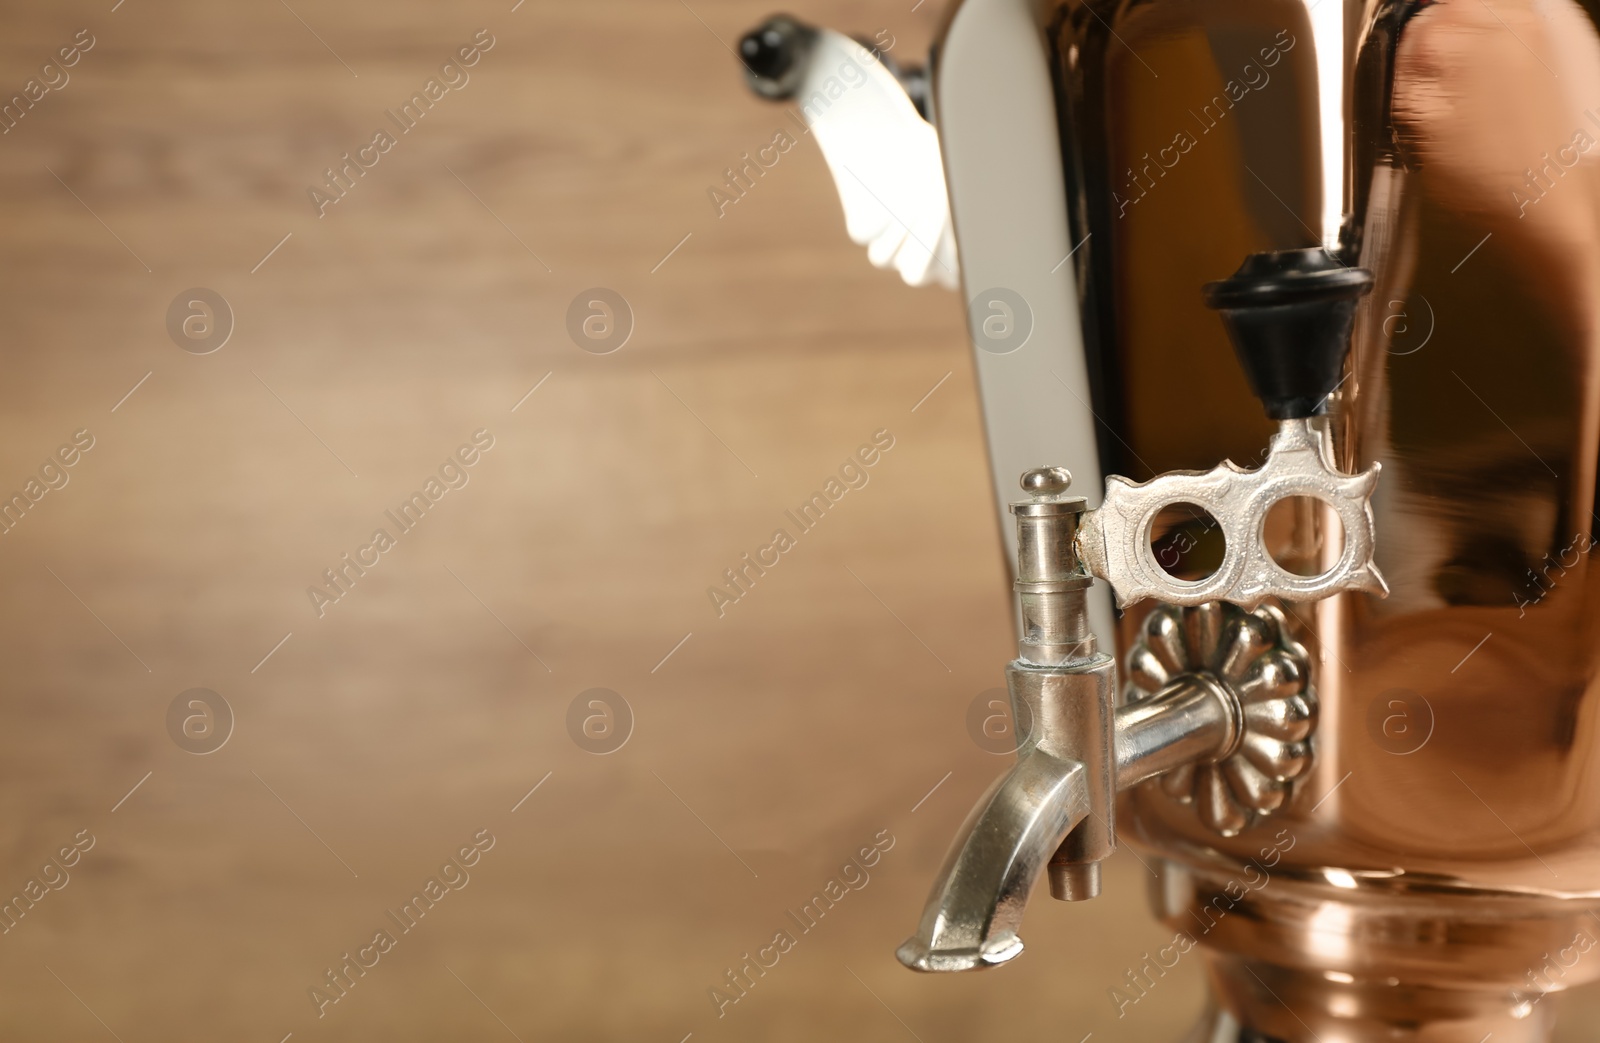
[{"xmin": 1124, "ymin": 602, "xmax": 1317, "ymax": 836}]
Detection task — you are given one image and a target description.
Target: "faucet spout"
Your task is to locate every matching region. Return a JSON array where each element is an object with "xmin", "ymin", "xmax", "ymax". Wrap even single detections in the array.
[
  {"xmin": 895, "ymin": 466, "xmax": 1114, "ymax": 974},
  {"xmin": 894, "ymin": 470, "xmax": 1322, "ymax": 976},
  {"xmin": 896, "ymin": 749, "xmax": 1089, "ymax": 972}
]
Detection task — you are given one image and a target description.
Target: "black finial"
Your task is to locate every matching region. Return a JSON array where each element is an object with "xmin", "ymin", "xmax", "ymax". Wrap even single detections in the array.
[
  {"xmin": 1203, "ymin": 249, "xmax": 1374, "ymax": 420},
  {"xmin": 738, "ymin": 15, "xmax": 816, "ymax": 100}
]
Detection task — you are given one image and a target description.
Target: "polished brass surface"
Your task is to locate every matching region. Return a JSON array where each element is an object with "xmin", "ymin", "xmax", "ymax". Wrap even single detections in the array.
[
  {"xmin": 985, "ymin": 0, "xmax": 1600, "ymax": 1036},
  {"xmin": 932, "ymin": 0, "xmax": 1600, "ymax": 1034},
  {"xmin": 1084, "ymin": 0, "xmax": 1600, "ymax": 897}
]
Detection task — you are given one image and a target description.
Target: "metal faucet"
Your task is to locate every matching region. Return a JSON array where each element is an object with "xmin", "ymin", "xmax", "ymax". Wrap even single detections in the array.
[
  {"xmin": 899, "ymin": 248, "xmax": 1375, "ymax": 973},
  {"xmin": 898, "ymin": 464, "xmax": 1321, "ymax": 971}
]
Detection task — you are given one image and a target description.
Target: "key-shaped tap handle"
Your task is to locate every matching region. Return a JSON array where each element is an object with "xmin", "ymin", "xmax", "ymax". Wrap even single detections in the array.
[{"xmin": 1077, "ymin": 248, "xmax": 1387, "ymax": 609}]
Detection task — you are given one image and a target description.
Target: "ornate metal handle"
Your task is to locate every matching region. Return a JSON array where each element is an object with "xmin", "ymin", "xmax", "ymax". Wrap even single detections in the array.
[
  {"xmin": 1076, "ymin": 418, "xmax": 1387, "ymax": 609},
  {"xmin": 1078, "ymin": 249, "xmax": 1388, "ymax": 609}
]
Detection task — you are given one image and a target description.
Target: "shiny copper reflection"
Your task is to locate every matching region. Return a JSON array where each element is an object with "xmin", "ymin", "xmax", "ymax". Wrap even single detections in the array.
[{"xmin": 1036, "ymin": 0, "xmax": 1600, "ymax": 1021}]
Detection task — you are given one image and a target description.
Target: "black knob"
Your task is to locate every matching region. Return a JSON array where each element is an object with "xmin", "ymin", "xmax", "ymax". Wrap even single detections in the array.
[
  {"xmin": 1203, "ymin": 249, "xmax": 1374, "ymax": 420},
  {"xmin": 738, "ymin": 15, "xmax": 816, "ymax": 100}
]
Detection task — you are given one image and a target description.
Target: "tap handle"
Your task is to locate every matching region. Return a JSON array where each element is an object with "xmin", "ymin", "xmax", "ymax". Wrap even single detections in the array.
[
  {"xmin": 1202, "ymin": 248, "xmax": 1374, "ymax": 420},
  {"xmin": 1074, "ymin": 249, "xmax": 1386, "ymax": 608}
]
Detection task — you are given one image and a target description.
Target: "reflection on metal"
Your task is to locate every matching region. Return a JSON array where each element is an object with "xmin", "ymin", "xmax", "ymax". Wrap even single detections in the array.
[{"xmin": 737, "ymin": 0, "xmax": 1600, "ymax": 1032}]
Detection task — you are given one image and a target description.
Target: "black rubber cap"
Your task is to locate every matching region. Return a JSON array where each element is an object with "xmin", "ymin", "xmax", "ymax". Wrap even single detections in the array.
[
  {"xmin": 738, "ymin": 15, "xmax": 816, "ymax": 100},
  {"xmin": 1203, "ymin": 249, "xmax": 1374, "ymax": 420}
]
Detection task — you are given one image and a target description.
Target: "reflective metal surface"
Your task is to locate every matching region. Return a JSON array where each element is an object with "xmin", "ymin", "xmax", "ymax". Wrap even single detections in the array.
[
  {"xmin": 899, "ymin": 472, "xmax": 1320, "ymax": 974},
  {"xmin": 741, "ymin": 0, "xmax": 1600, "ymax": 1032},
  {"xmin": 1123, "ymin": 601, "xmax": 1318, "ymax": 836},
  {"xmin": 1065, "ymin": 0, "xmax": 1600, "ymax": 879},
  {"xmin": 898, "ymin": 469, "xmax": 1112, "ymax": 972},
  {"xmin": 934, "ymin": 0, "xmax": 1600, "ymax": 1035}
]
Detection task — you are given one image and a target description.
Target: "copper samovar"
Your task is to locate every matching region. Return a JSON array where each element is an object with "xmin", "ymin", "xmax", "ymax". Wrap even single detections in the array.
[{"xmin": 737, "ymin": 2, "xmax": 1600, "ymax": 1037}]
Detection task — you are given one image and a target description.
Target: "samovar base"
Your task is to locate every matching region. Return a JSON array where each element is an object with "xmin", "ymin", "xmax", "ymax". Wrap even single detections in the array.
[
  {"xmin": 1149, "ymin": 858, "xmax": 1599, "ymax": 1042},
  {"xmin": 1182, "ymin": 956, "xmax": 1562, "ymax": 1043}
]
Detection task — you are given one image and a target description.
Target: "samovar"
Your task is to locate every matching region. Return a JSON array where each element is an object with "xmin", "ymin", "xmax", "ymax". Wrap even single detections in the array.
[{"xmin": 737, "ymin": 2, "xmax": 1600, "ymax": 1039}]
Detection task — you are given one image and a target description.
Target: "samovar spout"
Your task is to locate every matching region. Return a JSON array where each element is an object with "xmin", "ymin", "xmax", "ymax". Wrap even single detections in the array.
[{"xmin": 896, "ymin": 749, "xmax": 1089, "ymax": 972}]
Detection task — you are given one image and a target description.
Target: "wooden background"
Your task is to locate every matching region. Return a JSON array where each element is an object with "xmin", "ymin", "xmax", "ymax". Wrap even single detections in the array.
[{"xmin": 0, "ymin": 0, "xmax": 1592, "ymax": 1039}]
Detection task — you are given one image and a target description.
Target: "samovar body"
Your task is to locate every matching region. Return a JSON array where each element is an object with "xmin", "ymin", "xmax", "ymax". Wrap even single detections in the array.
[{"xmin": 742, "ymin": 0, "xmax": 1600, "ymax": 1035}]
